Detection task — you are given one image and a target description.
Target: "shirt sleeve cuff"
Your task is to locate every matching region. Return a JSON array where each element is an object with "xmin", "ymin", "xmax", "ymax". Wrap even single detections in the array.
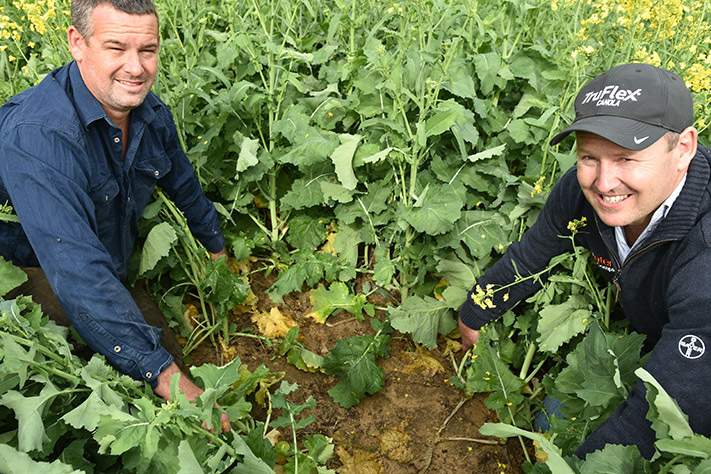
[
  {"xmin": 458, "ymin": 298, "xmax": 490, "ymax": 330},
  {"xmin": 134, "ymin": 346, "xmax": 174, "ymax": 388},
  {"xmin": 201, "ymin": 231, "xmax": 225, "ymax": 254}
]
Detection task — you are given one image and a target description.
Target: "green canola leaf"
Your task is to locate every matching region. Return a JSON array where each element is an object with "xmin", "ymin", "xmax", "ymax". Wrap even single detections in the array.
[
  {"xmin": 536, "ymin": 294, "xmax": 591, "ymax": 353},
  {"xmin": 443, "ymin": 59, "xmax": 477, "ymax": 99},
  {"xmin": 403, "ymin": 184, "xmax": 463, "ymax": 236},
  {"xmin": 1, "ymin": 380, "xmax": 61, "ymax": 453},
  {"xmin": 267, "ymin": 251, "xmax": 341, "ymax": 303},
  {"xmin": 424, "ymin": 102, "xmax": 464, "ymax": 137},
  {"xmin": 554, "ymin": 326, "xmax": 644, "ymax": 410},
  {"xmin": 0, "ymin": 256, "xmax": 27, "ymax": 297},
  {"xmin": 335, "ymin": 182, "xmax": 391, "ymax": 226},
  {"xmin": 0, "ymin": 333, "xmax": 35, "ymax": 388},
  {"xmin": 320, "ymin": 180, "xmax": 355, "ymax": 204},
  {"xmin": 271, "ymin": 381, "xmax": 317, "ymax": 431},
  {"xmin": 330, "ymin": 134, "xmax": 362, "ymax": 190},
  {"xmin": 139, "ymin": 222, "xmax": 177, "ymax": 275},
  {"xmin": 479, "ymin": 423, "xmax": 574, "ymax": 474},
  {"xmin": 62, "ymin": 391, "xmax": 115, "ymax": 432},
  {"xmin": 190, "ymin": 357, "xmax": 242, "ymax": 391},
  {"xmin": 636, "ymin": 367, "xmax": 694, "ymax": 440},
  {"xmin": 507, "ymin": 119, "xmax": 534, "ymax": 144},
  {"xmin": 286, "ymin": 214, "xmax": 327, "ymax": 250},
  {"xmin": 308, "ymin": 282, "xmax": 370, "ymax": 323},
  {"xmin": 464, "ymin": 340, "xmax": 524, "ymax": 416},
  {"xmin": 389, "ymin": 295, "xmax": 454, "ymax": 349},
  {"xmin": 322, "ymin": 332, "xmax": 390, "ymax": 408},
  {"xmin": 237, "ymin": 137, "xmax": 260, "ymax": 174},
  {"xmin": 282, "ymin": 175, "xmax": 327, "ymax": 210},
  {"xmin": 93, "ymin": 397, "xmax": 161, "ymax": 459},
  {"xmin": 467, "ymin": 144, "xmax": 506, "ymax": 162},
  {"xmin": 444, "ymin": 210, "xmax": 509, "ymax": 259},
  {"xmin": 473, "ymin": 52, "xmax": 504, "ymax": 96},
  {"xmin": 373, "ymin": 246, "xmax": 395, "ymax": 287},
  {"xmin": 656, "ymin": 436, "xmax": 711, "ymax": 458},
  {"xmin": 578, "ymin": 444, "xmax": 648, "ymax": 474},
  {"xmin": 230, "ymin": 435, "xmax": 274, "ymax": 474},
  {"xmin": 177, "ymin": 440, "xmax": 205, "ymax": 474},
  {"xmin": 333, "ymin": 224, "xmax": 362, "ymax": 280},
  {"xmin": 359, "ymin": 147, "xmax": 392, "ymax": 165},
  {"xmin": 0, "ymin": 443, "xmax": 84, "ymax": 474}
]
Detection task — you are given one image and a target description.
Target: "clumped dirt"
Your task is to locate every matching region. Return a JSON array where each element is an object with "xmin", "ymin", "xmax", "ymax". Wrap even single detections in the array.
[{"xmin": 191, "ymin": 273, "xmax": 525, "ymax": 473}]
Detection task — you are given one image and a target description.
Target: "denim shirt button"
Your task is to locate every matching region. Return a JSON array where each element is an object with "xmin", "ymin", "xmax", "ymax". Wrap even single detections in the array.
[
  {"xmin": 153, "ymin": 170, "xmax": 160, "ymax": 177},
  {"xmin": 145, "ymin": 371, "xmax": 153, "ymax": 379},
  {"xmin": 113, "ymin": 345, "xmax": 121, "ymax": 353},
  {"xmin": 113, "ymin": 137, "xmax": 120, "ymax": 144}
]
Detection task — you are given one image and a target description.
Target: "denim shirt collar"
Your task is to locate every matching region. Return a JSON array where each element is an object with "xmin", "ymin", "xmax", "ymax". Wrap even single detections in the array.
[{"xmin": 68, "ymin": 60, "xmax": 157, "ymax": 130}]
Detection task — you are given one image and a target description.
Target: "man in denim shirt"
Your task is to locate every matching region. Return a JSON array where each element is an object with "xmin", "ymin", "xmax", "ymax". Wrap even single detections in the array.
[{"xmin": 0, "ymin": 0, "xmax": 226, "ymax": 416}]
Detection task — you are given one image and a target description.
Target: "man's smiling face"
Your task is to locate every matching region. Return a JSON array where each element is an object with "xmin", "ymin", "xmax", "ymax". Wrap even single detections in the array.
[
  {"xmin": 575, "ymin": 131, "xmax": 693, "ymax": 236},
  {"xmin": 68, "ymin": 3, "xmax": 159, "ymax": 123}
]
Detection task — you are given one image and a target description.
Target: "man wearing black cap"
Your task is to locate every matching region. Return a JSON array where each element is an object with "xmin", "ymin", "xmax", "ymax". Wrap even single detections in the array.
[{"xmin": 458, "ymin": 63, "xmax": 709, "ymax": 458}]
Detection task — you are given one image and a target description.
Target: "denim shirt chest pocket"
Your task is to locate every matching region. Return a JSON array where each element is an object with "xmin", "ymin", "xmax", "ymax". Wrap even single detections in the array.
[
  {"xmin": 88, "ymin": 175, "xmax": 120, "ymax": 237},
  {"xmin": 132, "ymin": 152, "xmax": 172, "ymax": 212}
]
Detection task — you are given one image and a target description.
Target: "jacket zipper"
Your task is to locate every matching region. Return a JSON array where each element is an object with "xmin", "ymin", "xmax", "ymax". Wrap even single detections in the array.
[
  {"xmin": 614, "ymin": 239, "xmax": 674, "ymax": 284},
  {"xmin": 592, "ymin": 214, "xmax": 674, "ymax": 284}
]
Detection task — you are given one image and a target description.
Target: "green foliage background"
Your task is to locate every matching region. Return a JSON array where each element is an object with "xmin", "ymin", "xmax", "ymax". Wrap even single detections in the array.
[{"xmin": 2, "ymin": 0, "xmax": 709, "ymax": 310}]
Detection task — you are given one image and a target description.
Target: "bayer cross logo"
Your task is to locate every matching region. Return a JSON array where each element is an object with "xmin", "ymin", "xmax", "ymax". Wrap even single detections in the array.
[{"xmin": 678, "ymin": 335, "xmax": 705, "ymax": 360}]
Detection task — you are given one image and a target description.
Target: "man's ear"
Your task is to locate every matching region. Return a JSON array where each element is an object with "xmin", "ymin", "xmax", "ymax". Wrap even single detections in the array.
[
  {"xmin": 67, "ymin": 26, "xmax": 85, "ymax": 62},
  {"xmin": 676, "ymin": 126, "xmax": 698, "ymax": 171}
]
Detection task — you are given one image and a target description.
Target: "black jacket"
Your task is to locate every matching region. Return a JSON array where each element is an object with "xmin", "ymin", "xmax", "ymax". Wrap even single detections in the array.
[{"xmin": 459, "ymin": 144, "xmax": 711, "ymax": 458}]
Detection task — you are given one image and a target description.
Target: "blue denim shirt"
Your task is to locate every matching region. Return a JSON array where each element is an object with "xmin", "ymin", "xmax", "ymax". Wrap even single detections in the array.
[{"xmin": 0, "ymin": 62, "xmax": 224, "ymax": 385}]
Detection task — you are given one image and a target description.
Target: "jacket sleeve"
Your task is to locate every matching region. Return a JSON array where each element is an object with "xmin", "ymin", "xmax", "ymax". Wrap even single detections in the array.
[
  {"xmin": 155, "ymin": 107, "xmax": 225, "ymax": 253},
  {"xmin": 0, "ymin": 125, "xmax": 173, "ymax": 386},
  {"xmin": 459, "ymin": 168, "xmax": 580, "ymax": 329},
  {"xmin": 577, "ymin": 245, "xmax": 711, "ymax": 459}
]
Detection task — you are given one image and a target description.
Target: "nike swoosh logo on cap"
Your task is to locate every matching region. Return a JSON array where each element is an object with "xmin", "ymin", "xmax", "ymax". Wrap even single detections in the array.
[{"xmin": 633, "ymin": 136, "xmax": 649, "ymax": 144}]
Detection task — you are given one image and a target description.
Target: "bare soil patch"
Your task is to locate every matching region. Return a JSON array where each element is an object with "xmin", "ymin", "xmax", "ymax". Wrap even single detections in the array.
[{"xmin": 190, "ymin": 273, "xmax": 525, "ymax": 473}]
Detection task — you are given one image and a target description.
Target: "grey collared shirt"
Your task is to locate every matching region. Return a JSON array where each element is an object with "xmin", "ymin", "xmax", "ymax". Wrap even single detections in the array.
[{"xmin": 615, "ymin": 174, "xmax": 687, "ymax": 262}]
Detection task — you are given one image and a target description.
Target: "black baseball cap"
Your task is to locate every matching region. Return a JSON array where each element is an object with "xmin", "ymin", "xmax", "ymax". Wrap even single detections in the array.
[{"xmin": 550, "ymin": 63, "xmax": 694, "ymax": 150}]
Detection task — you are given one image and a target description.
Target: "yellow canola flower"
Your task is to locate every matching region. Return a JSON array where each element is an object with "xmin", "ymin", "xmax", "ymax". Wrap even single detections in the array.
[
  {"xmin": 471, "ymin": 284, "xmax": 497, "ymax": 310},
  {"xmin": 685, "ymin": 63, "xmax": 711, "ymax": 93},
  {"xmin": 567, "ymin": 216, "xmax": 588, "ymax": 233},
  {"xmin": 531, "ymin": 176, "xmax": 545, "ymax": 197}
]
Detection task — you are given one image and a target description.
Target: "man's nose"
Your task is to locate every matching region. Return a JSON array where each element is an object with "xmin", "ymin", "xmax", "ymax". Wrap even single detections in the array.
[
  {"xmin": 595, "ymin": 161, "xmax": 620, "ymax": 193},
  {"xmin": 124, "ymin": 52, "xmax": 143, "ymax": 76}
]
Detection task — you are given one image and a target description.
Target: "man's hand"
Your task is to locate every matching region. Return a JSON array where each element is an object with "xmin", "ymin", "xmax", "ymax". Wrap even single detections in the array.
[
  {"xmin": 459, "ymin": 318, "xmax": 480, "ymax": 350},
  {"xmin": 209, "ymin": 249, "xmax": 227, "ymax": 261},
  {"xmin": 154, "ymin": 362, "xmax": 230, "ymax": 432}
]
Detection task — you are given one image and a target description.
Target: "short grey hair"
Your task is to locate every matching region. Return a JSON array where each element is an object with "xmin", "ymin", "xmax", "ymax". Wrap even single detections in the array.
[
  {"xmin": 664, "ymin": 131, "xmax": 680, "ymax": 151},
  {"xmin": 71, "ymin": 0, "xmax": 157, "ymax": 37}
]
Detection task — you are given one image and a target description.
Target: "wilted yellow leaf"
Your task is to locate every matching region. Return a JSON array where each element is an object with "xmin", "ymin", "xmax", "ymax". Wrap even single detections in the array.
[
  {"xmin": 533, "ymin": 440, "xmax": 548, "ymax": 463},
  {"xmin": 182, "ymin": 303, "xmax": 199, "ymax": 330},
  {"xmin": 320, "ymin": 230, "xmax": 338, "ymax": 255},
  {"xmin": 220, "ymin": 338, "xmax": 239, "ymax": 362},
  {"xmin": 443, "ymin": 337, "xmax": 463, "ymax": 357},
  {"xmin": 336, "ymin": 447, "xmax": 382, "ymax": 474},
  {"xmin": 433, "ymin": 278, "xmax": 449, "ymax": 301},
  {"xmin": 265, "ymin": 429, "xmax": 281, "ymax": 446},
  {"xmin": 379, "ymin": 424, "xmax": 413, "ymax": 463},
  {"xmin": 251, "ymin": 307, "xmax": 297, "ymax": 338},
  {"xmin": 400, "ymin": 348, "xmax": 444, "ymax": 376},
  {"xmin": 253, "ymin": 194, "xmax": 268, "ymax": 208},
  {"xmin": 228, "ymin": 257, "xmax": 251, "ymax": 275}
]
